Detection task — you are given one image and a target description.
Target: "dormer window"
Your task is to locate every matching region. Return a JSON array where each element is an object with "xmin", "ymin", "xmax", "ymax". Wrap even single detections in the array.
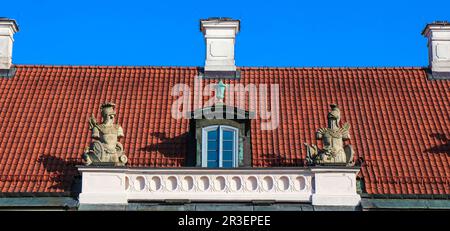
[
  {"xmin": 202, "ymin": 125, "xmax": 238, "ymax": 168},
  {"xmin": 187, "ymin": 104, "xmax": 254, "ymax": 168}
]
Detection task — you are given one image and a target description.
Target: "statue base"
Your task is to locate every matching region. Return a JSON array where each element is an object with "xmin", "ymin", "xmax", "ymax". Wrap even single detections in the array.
[
  {"xmin": 310, "ymin": 166, "xmax": 361, "ymax": 206},
  {"xmin": 83, "ymin": 150, "xmax": 128, "ymax": 167},
  {"xmin": 87, "ymin": 162, "xmax": 124, "ymax": 167},
  {"xmin": 317, "ymin": 162, "xmax": 348, "ymax": 166}
]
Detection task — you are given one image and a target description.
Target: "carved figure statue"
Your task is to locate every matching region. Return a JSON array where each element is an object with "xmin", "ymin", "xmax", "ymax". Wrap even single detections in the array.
[
  {"xmin": 82, "ymin": 102, "xmax": 128, "ymax": 166},
  {"xmin": 305, "ymin": 104, "xmax": 355, "ymax": 166}
]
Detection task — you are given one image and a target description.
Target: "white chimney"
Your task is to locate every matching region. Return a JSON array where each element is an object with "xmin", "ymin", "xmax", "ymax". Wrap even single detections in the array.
[
  {"xmin": 0, "ymin": 18, "xmax": 19, "ymax": 70},
  {"xmin": 422, "ymin": 21, "xmax": 450, "ymax": 73},
  {"xmin": 200, "ymin": 18, "xmax": 240, "ymax": 73}
]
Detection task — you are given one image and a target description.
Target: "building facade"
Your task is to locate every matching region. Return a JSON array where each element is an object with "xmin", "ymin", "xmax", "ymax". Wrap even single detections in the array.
[{"xmin": 0, "ymin": 18, "xmax": 448, "ymax": 211}]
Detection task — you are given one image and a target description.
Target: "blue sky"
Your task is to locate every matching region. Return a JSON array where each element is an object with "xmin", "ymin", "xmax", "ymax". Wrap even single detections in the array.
[{"xmin": 1, "ymin": 0, "xmax": 449, "ymax": 67}]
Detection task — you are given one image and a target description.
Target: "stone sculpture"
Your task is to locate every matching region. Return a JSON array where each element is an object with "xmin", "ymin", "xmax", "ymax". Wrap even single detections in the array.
[
  {"xmin": 305, "ymin": 104, "xmax": 355, "ymax": 166},
  {"xmin": 82, "ymin": 102, "xmax": 128, "ymax": 166}
]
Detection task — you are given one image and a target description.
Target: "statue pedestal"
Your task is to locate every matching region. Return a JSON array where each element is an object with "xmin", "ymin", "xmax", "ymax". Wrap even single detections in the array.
[
  {"xmin": 78, "ymin": 167, "xmax": 128, "ymax": 204},
  {"xmin": 311, "ymin": 167, "xmax": 361, "ymax": 206}
]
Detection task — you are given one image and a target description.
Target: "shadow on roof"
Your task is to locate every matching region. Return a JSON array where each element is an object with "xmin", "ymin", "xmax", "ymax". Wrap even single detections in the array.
[
  {"xmin": 425, "ymin": 133, "xmax": 450, "ymax": 155},
  {"xmin": 37, "ymin": 154, "xmax": 82, "ymax": 191},
  {"xmin": 140, "ymin": 132, "xmax": 189, "ymax": 158}
]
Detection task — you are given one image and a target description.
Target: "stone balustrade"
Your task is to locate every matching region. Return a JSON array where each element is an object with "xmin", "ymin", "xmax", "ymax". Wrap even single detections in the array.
[{"xmin": 78, "ymin": 167, "xmax": 361, "ymax": 206}]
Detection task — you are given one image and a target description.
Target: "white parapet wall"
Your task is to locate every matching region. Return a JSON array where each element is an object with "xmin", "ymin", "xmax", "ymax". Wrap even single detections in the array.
[{"xmin": 78, "ymin": 167, "xmax": 361, "ymax": 207}]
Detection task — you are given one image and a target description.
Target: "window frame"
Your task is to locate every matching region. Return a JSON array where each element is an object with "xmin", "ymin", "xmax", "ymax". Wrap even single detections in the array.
[{"xmin": 201, "ymin": 125, "xmax": 239, "ymax": 168}]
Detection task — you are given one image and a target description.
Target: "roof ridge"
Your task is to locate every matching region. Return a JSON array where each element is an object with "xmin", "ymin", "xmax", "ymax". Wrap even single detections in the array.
[
  {"xmin": 238, "ymin": 66, "xmax": 426, "ymax": 70},
  {"xmin": 13, "ymin": 64, "xmax": 200, "ymax": 69},
  {"xmin": 12, "ymin": 64, "xmax": 426, "ymax": 70}
]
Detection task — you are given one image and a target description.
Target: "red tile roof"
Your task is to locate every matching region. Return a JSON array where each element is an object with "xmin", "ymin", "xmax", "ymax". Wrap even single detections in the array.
[{"xmin": 0, "ymin": 65, "xmax": 448, "ymax": 194}]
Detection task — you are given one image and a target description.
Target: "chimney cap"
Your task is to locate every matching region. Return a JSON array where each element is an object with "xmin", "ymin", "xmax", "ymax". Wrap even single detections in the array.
[
  {"xmin": 200, "ymin": 17, "xmax": 240, "ymax": 32},
  {"xmin": 422, "ymin": 21, "xmax": 450, "ymax": 36},
  {"xmin": 0, "ymin": 17, "xmax": 19, "ymax": 32},
  {"xmin": 202, "ymin": 17, "xmax": 236, "ymax": 21}
]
